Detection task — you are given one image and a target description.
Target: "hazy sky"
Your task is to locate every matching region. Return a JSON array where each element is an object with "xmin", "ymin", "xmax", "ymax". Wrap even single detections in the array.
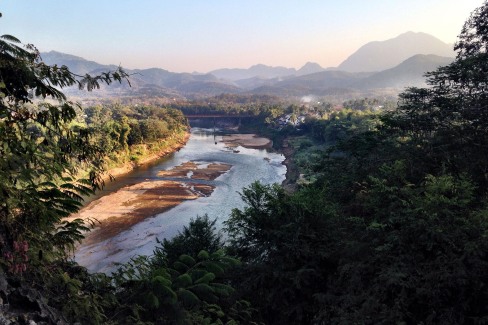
[{"xmin": 2, "ymin": 1, "xmax": 485, "ymax": 72}]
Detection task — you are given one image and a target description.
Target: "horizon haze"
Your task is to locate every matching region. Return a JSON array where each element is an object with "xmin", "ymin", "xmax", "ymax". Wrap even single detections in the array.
[{"xmin": 2, "ymin": 0, "xmax": 484, "ymax": 73}]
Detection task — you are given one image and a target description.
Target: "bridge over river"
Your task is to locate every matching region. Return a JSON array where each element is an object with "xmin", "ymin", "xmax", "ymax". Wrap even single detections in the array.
[
  {"xmin": 183, "ymin": 114, "xmax": 254, "ymax": 118},
  {"xmin": 184, "ymin": 114, "xmax": 256, "ymax": 127}
]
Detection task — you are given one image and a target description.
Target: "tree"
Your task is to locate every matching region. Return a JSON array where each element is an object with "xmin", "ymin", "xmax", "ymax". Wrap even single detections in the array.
[
  {"xmin": 313, "ymin": 2, "xmax": 488, "ymax": 322},
  {"xmin": 153, "ymin": 214, "xmax": 224, "ymax": 266},
  {"xmin": 225, "ymin": 182, "xmax": 338, "ymax": 324},
  {"xmin": 382, "ymin": 0, "xmax": 488, "ymax": 194},
  {"xmin": 0, "ymin": 30, "xmax": 129, "ymax": 322},
  {"xmin": 0, "ymin": 32, "xmax": 129, "ymax": 257},
  {"xmin": 111, "ymin": 239, "xmax": 255, "ymax": 324}
]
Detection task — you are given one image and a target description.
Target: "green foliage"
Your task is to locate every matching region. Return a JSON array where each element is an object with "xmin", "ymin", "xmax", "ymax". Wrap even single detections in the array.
[
  {"xmin": 0, "ymin": 31, "xmax": 129, "ymax": 259},
  {"xmin": 83, "ymin": 103, "xmax": 188, "ymax": 169},
  {"xmin": 222, "ymin": 3, "xmax": 488, "ymax": 324},
  {"xmin": 0, "ymin": 27, "xmax": 131, "ymax": 323},
  {"xmin": 225, "ymin": 182, "xmax": 339, "ymax": 324},
  {"xmin": 227, "ymin": 173, "xmax": 488, "ymax": 323},
  {"xmin": 111, "ymin": 249, "xmax": 253, "ymax": 324},
  {"xmin": 306, "ymin": 108, "xmax": 379, "ymax": 144},
  {"xmin": 153, "ymin": 215, "xmax": 224, "ymax": 266},
  {"xmin": 342, "ymin": 97, "xmax": 395, "ymax": 111}
]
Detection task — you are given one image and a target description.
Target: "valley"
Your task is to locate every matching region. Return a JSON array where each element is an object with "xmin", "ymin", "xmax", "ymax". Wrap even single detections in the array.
[{"xmin": 2, "ymin": 2, "xmax": 488, "ymax": 323}]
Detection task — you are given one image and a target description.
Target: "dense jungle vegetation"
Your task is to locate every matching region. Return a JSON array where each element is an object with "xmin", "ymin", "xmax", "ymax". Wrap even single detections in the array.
[
  {"xmin": 2, "ymin": 2, "xmax": 488, "ymax": 324},
  {"xmin": 82, "ymin": 104, "xmax": 187, "ymax": 169}
]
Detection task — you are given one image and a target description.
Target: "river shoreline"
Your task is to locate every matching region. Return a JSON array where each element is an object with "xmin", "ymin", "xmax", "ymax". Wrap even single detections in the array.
[
  {"xmin": 101, "ymin": 131, "xmax": 191, "ymax": 181},
  {"xmin": 71, "ymin": 162, "xmax": 232, "ymax": 246},
  {"xmin": 73, "ymin": 131, "xmax": 280, "ymax": 247},
  {"xmin": 72, "ymin": 129, "xmax": 287, "ymax": 272},
  {"xmin": 221, "ymin": 133, "xmax": 273, "ymax": 149},
  {"xmin": 280, "ymin": 137, "xmax": 299, "ymax": 193}
]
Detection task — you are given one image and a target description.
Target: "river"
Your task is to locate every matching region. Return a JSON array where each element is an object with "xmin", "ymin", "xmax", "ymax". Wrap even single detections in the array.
[{"xmin": 74, "ymin": 127, "xmax": 286, "ymax": 273}]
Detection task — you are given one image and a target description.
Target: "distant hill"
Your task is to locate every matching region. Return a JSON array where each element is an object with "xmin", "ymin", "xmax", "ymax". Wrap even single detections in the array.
[
  {"xmin": 296, "ymin": 62, "xmax": 325, "ymax": 76},
  {"xmin": 41, "ymin": 51, "xmax": 239, "ymax": 98},
  {"xmin": 209, "ymin": 62, "xmax": 325, "ymax": 81},
  {"xmin": 338, "ymin": 32, "xmax": 454, "ymax": 72},
  {"xmin": 233, "ymin": 76, "xmax": 283, "ymax": 90},
  {"xmin": 246, "ymin": 54, "xmax": 453, "ymax": 97},
  {"xmin": 355, "ymin": 54, "xmax": 454, "ymax": 89},
  {"xmin": 271, "ymin": 70, "xmax": 372, "ymax": 95},
  {"xmin": 210, "ymin": 64, "xmax": 296, "ymax": 81},
  {"xmin": 41, "ymin": 51, "xmax": 119, "ymax": 75},
  {"xmin": 41, "ymin": 33, "xmax": 456, "ymax": 100}
]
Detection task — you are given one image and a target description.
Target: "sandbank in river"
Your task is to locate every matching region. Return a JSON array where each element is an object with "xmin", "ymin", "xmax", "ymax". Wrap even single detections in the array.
[
  {"xmin": 70, "ymin": 131, "xmax": 284, "ymax": 272},
  {"xmin": 72, "ymin": 134, "xmax": 271, "ymax": 247},
  {"xmin": 70, "ymin": 162, "xmax": 231, "ymax": 246}
]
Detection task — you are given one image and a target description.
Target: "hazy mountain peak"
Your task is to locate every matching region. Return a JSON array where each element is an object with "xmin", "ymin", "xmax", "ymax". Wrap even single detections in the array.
[
  {"xmin": 301, "ymin": 61, "xmax": 322, "ymax": 67},
  {"xmin": 210, "ymin": 64, "xmax": 295, "ymax": 81},
  {"xmin": 250, "ymin": 63, "xmax": 268, "ymax": 69},
  {"xmin": 41, "ymin": 50, "xmax": 85, "ymax": 61},
  {"xmin": 338, "ymin": 31, "xmax": 455, "ymax": 72},
  {"xmin": 297, "ymin": 62, "xmax": 324, "ymax": 76},
  {"xmin": 356, "ymin": 54, "xmax": 454, "ymax": 89},
  {"xmin": 398, "ymin": 31, "xmax": 427, "ymax": 37},
  {"xmin": 41, "ymin": 50, "xmax": 119, "ymax": 75}
]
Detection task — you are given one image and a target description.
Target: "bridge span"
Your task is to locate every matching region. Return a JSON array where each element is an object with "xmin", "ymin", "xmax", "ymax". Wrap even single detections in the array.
[
  {"xmin": 184, "ymin": 114, "xmax": 256, "ymax": 128},
  {"xmin": 184, "ymin": 114, "xmax": 254, "ymax": 118}
]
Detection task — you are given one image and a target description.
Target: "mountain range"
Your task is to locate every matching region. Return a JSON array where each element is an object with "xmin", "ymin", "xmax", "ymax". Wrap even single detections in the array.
[
  {"xmin": 41, "ymin": 31, "xmax": 456, "ymax": 100},
  {"xmin": 338, "ymin": 31, "xmax": 454, "ymax": 72}
]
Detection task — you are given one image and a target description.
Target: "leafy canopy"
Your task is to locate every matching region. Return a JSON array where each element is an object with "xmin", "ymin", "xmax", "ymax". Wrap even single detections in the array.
[{"xmin": 0, "ymin": 31, "xmax": 129, "ymax": 264}]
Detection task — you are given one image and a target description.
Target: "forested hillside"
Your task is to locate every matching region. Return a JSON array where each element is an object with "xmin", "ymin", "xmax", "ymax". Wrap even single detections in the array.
[
  {"xmin": 1, "ymin": 2, "xmax": 488, "ymax": 324},
  {"xmin": 222, "ymin": 4, "xmax": 488, "ymax": 323}
]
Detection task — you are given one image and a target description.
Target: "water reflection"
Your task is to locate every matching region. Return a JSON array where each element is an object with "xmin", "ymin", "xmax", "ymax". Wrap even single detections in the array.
[{"xmin": 75, "ymin": 127, "xmax": 286, "ymax": 273}]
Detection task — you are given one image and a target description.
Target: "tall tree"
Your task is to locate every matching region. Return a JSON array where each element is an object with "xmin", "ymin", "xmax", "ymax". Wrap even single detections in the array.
[
  {"xmin": 0, "ymin": 30, "xmax": 129, "ymax": 322},
  {"xmin": 382, "ymin": 0, "xmax": 488, "ymax": 194},
  {"xmin": 0, "ymin": 32, "xmax": 129, "ymax": 258}
]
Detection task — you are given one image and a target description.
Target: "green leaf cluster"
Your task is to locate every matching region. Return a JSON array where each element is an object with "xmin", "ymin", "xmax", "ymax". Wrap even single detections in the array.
[{"xmin": 110, "ymin": 247, "xmax": 252, "ymax": 325}]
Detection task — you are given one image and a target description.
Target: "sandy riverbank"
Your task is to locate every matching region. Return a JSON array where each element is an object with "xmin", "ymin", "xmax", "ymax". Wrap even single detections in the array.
[
  {"xmin": 221, "ymin": 133, "xmax": 297, "ymax": 191},
  {"xmin": 221, "ymin": 133, "xmax": 272, "ymax": 149},
  {"xmin": 70, "ymin": 130, "xmax": 291, "ymax": 264},
  {"xmin": 158, "ymin": 161, "xmax": 232, "ymax": 180},
  {"xmin": 71, "ymin": 162, "xmax": 232, "ymax": 246}
]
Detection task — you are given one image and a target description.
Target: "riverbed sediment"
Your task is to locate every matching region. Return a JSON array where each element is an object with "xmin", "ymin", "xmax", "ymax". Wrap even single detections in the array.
[
  {"xmin": 221, "ymin": 133, "xmax": 273, "ymax": 149},
  {"xmin": 72, "ymin": 132, "xmax": 276, "ymax": 248},
  {"xmin": 71, "ymin": 162, "xmax": 232, "ymax": 246},
  {"xmin": 72, "ymin": 129, "xmax": 286, "ymax": 272}
]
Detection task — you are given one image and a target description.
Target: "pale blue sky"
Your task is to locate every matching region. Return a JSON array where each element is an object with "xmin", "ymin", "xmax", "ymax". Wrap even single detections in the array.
[{"xmin": 1, "ymin": 1, "xmax": 484, "ymax": 72}]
